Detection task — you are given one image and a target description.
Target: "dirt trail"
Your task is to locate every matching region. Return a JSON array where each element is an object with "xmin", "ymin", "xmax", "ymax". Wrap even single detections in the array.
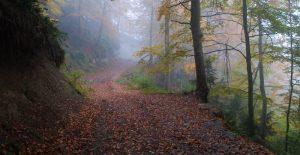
[
  {"xmin": 55, "ymin": 60, "xmax": 271, "ymax": 154},
  {"xmin": 86, "ymin": 60, "xmax": 135, "ymax": 83}
]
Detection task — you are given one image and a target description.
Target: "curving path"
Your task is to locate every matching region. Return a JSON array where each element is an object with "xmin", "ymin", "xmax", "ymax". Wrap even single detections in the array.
[{"xmin": 55, "ymin": 60, "xmax": 271, "ymax": 154}]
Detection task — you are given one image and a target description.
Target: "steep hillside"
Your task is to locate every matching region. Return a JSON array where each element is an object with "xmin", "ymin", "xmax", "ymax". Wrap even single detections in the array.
[{"xmin": 0, "ymin": 0, "xmax": 81, "ymax": 153}]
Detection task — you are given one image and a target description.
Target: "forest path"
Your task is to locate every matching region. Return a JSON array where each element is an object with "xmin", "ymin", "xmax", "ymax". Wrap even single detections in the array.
[{"xmin": 58, "ymin": 60, "xmax": 270, "ymax": 154}]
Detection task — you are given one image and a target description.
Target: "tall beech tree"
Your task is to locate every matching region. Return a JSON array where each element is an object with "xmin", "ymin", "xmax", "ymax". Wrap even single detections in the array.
[
  {"xmin": 285, "ymin": 0, "xmax": 296, "ymax": 152},
  {"xmin": 258, "ymin": 10, "xmax": 268, "ymax": 140},
  {"xmin": 255, "ymin": 0, "xmax": 268, "ymax": 139},
  {"xmin": 191, "ymin": 0, "xmax": 209, "ymax": 102},
  {"xmin": 164, "ymin": 0, "xmax": 171, "ymax": 89},
  {"xmin": 242, "ymin": 0, "xmax": 255, "ymax": 136},
  {"xmin": 135, "ymin": 0, "xmax": 300, "ymax": 152}
]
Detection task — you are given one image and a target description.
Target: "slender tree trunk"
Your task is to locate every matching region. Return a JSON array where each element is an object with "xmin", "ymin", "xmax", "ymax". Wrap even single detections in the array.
[
  {"xmin": 149, "ymin": 0, "xmax": 154, "ymax": 47},
  {"xmin": 242, "ymin": 0, "xmax": 255, "ymax": 136},
  {"xmin": 285, "ymin": 0, "xmax": 294, "ymax": 152},
  {"xmin": 93, "ymin": 2, "xmax": 108, "ymax": 60},
  {"xmin": 116, "ymin": 3, "xmax": 121, "ymax": 32},
  {"xmin": 298, "ymin": 96, "xmax": 300, "ymax": 113},
  {"xmin": 149, "ymin": 0, "xmax": 155, "ymax": 64},
  {"xmin": 191, "ymin": 0, "xmax": 209, "ymax": 103},
  {"xmin": 164, "ymin": 0, "xmax": 171, "ymax": 89},
  {"xmin": 258, "ymin": 15, "xmax": 268, "ymax": 139},
  {"xmin": 224, "ymin": 43, "xmax": 231, "ymax": 88},
  {"xmin": 78, "ymin": 0, "xmax": 82, "ymax": 36}
]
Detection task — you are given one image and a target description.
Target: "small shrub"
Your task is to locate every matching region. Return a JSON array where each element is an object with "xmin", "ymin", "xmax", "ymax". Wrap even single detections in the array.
[
  {"xmin": 63, "ymin": 71, "xmax": 92, "ymax": 95},
  {"xmin": 182, "ymin": 80, "xmax": 197, "ymax": 93},
  {"xmin": 117, "ymin": 71, "xmax": 169, "ymax": 94}
]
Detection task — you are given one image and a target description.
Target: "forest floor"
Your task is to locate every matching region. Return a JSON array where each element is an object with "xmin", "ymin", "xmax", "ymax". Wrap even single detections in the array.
[{"xmin": 46, "ymin": 60, "xmax": 271, "ymax": 154}]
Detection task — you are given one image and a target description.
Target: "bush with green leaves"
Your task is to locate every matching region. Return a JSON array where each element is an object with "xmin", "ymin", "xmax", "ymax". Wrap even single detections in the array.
[
  {"xmin": 265, "ymin": 107, "xmax": 300, "ymax": 154},
  {"xmin": 209, "ymin": 84, "xmax": 300, "ymax": 153},
  {"xmin": 63, "ymin": 71, "xmax": 92, "ymax": 95},
  {"xmin": 117, "ymin": 71, "xmax": 169, "ymax": 94},
  {"xmin": 209, "ymin": 85, "xmax": 275, "ymax": 134}
]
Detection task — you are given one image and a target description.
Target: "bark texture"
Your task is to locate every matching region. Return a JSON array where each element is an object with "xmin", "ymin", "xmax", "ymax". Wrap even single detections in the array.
[
  {"xmin": 258, "ymin": 15, "xmax": 267, "ymax": 139},
  {"xmin": 191, "ymin": 0, "xmax": 209, "ymax": 103},
  {"xmin": 242, "ymin": 0, "xmax": 255, "ymax": 136}
]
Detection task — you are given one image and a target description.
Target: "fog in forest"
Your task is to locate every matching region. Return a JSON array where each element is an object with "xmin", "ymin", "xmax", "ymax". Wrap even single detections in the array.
[
  {"xmin": 45, "ymin": 0, "xmax": 160, "ymax": 63},
  {"xmin": 1, "ymin": 0, "xmax": 298, "ymax": 153},
  {"xmin": 45, "ymin": 0, "xmax": 296, "ymax": 104}
]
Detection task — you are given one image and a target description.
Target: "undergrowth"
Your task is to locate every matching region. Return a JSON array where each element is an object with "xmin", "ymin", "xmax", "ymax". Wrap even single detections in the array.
[
  {"xmin": 117, "ymin": 71, "xmax": 170, "ymax": 94},
  {"xmin": 209, "ymin": 84, "xmax": 300, "ymax": 154},
  {"xmin": 63, "ymin": 71, "xmax": 92, "ymax": 95}
]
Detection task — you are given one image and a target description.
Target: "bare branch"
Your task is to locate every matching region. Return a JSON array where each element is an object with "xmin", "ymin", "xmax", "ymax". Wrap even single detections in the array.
[
  {"xmin": 180, "ymin": 3, "xmax": 190, "ymax": 11},
  {"xmin": 205, "ymin": 40, "xmax": 246, "ymax": 59},
  {"xmin": 201, "ymin": 12, "xmax": 240, "ymax": 18},
  {"xmin": 169, "ymin": 0, "xmax": 191, "ymax": 8},
  {"xmin": 171, "ymin": 19, "xmax": 190, "ymax": 25},
  {"xmin": 209, "ymin": 18, "xmax": 242, "ymax": 25}
]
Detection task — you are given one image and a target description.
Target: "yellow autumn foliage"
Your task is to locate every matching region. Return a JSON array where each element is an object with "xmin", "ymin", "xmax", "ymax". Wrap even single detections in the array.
[
  {"xmin": 183, "ymin": 62, "xmax": 196, "ymax": 74},
  {"xmin": 47, "ymin": 0, "xmax": 63, "ymax": 16}
]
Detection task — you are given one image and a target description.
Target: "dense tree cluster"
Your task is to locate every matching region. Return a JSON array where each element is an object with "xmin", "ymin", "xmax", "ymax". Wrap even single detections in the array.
[
  {"xmin": 135, "ymin": 0, "xmax": 300, "ymax": 153},
  {"xmin": 44, "ymin": 0, "xmax": 120, "ymax": 71}
]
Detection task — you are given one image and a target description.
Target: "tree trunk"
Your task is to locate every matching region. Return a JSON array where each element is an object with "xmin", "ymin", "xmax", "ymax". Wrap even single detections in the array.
[
  {"xmin": 242, "ymin": 0, "xmax": 255, "ymax": 136},
  {"xmin": 191, "ymin": 0, "xmax": 209, "ymax": 103},
  {"xmin": 285, "ymin": 0, "xmax": 294, "ymax": 152},
  {"xmin": 164, "ymin": 0, "xmax": 171, "ymax": 89},
  {"xmin": 93, "ymin": 2, "xmax": 108, "ymax": 60},
  {"xmin": 258, "ymin": 15, "xmax": 268, "ymax": 139},
  {"xmin": 149, "ymin": 0, "xmax": 154, "ymax": 47},
  {"xmin": 78, "ymin": 0, "xmax": 82, "ymax": 36},
  {"xmin": 224, "ymin": 43, "xmax": 231, "ymax": 88},
  {"xmin": 149, "ymin": 0, "xmax": 155, "ymax": 64},
  {"xmin": 298, "ymin": 94, "xmax": 300, "ymax": 114}
]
